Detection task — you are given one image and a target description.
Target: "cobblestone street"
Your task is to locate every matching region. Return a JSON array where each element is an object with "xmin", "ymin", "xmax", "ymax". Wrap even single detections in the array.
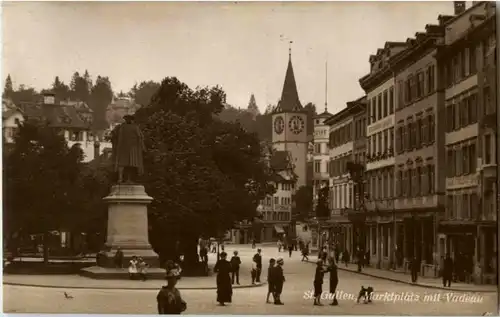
[{"xmin": 3, "ymin": 245, "xmax": 497, "ymax": 315}]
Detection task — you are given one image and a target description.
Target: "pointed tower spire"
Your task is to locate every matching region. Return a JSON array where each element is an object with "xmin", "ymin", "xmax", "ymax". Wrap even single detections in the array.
[{"xmin": 277, "ymin": 41, "xmax": 302, "ymax": 112}]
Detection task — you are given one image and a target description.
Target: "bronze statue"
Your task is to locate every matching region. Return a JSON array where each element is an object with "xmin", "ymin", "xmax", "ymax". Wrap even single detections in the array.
[{"xmin": 111, "ymin": 114, "xmax": 145, "ymax": 183}]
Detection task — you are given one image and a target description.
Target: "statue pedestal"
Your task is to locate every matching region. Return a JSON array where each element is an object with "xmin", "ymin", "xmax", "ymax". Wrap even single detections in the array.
[{"xmin": 81, "ymin": 184, "xmax": 163, "ymax": 279}]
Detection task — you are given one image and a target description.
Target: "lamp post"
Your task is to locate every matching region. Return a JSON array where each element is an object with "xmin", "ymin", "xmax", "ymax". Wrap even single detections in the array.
[{"xmin": 392, "ymin": 198, "xmax": 397, "ymax": 270}]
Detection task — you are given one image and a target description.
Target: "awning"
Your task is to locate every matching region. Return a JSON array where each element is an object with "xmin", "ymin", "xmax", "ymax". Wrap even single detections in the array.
[{"xmin": 274, "ymin": 225, "xmax": 285, "ymax": 234}]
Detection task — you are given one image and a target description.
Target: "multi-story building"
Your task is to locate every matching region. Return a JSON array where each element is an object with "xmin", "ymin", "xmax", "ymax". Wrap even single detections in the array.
[
  {"xmin": 2, "ymin": 98, "xmax": 24, "ymax": 145},
  {"xmin": 324, "ymin": 97, "xmax": 366, "ymax": 254},
  {"xmin": 392, "ymin": 21, "xmax": 445, "ymax": 276},
  {"xmin": 359, "ymin": 42, "xmax": 405, "ymax": 268},
  {"xmin": 312, "ymin": 110, "xmax": 332, "ymax": 208},
  {"xmin": 13, "ymin": 93, "xmax": 111, "ymax": 162},
  {"xmin": 436, "ymin": 1, "xmax": 497, "ymax": 284}
]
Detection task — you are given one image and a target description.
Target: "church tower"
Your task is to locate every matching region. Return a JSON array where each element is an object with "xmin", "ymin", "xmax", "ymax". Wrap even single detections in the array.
[{"xmin": 272, "ymin": 47, "xmax": 308, "ymax": 188}]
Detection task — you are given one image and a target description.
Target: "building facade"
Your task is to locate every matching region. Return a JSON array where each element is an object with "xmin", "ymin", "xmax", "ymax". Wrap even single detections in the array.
[
  {"xmin": 324, "ymin": 98, "xmax": 366, "ymax": 255},
  {"xmin": 312, "ymin": 111, "xmax": 333, "ymax": 208},
  {"xmin": 436, "ymin": 1, "xmax": 497, "ymax": 283},
  {"xmin": 393, "ymin": 23, "xmax": 445, "ymax": 276},
  {"xmin": 359, "ymin": 42, "xmax": 405, "ymax": 268}
]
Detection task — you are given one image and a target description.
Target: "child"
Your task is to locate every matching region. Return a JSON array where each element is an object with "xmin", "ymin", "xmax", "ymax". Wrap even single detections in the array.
[
  {"xmin": 138, "ymin": 257, "xmax": 149, "ymax": 281},
  {"xmin": 266, "ymin": 258, "xmax": 276, "ymax": 303},
  {"xmin": 251, "ymin": 258, "xmax": 258, "ymax": 284},
  {"xmin": 128, "ymin": 256, "xmax": 138, "ymax": 280}
]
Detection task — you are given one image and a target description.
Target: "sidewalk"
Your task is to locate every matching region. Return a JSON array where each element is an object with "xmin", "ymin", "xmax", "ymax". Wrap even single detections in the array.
[
  {"xmin": 305, "ymin": 260, "xmax": 496, "ymax": 293},
  {"xmin": 2, "ymin": 273, "xmax": 265, "ymax": 290}
]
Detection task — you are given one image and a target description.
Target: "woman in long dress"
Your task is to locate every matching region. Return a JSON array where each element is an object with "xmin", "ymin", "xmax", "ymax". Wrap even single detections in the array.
[
  {"xmin": 328, "ymin": 257, "xmax": 339, "ymax": 306},
  {"xmin": 214, "ymin": 252, "xmax": 232, "ymax": 306}
]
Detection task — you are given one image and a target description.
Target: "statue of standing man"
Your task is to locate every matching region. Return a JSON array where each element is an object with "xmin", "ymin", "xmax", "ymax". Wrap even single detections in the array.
[{"xmin": 111, "ymin": 114, "xmax": 145, "ymax": 183}]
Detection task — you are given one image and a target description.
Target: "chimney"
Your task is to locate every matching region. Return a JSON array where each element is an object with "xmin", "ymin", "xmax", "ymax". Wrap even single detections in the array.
[
  {"xmin": 43, "ymin": 93, "xmax": 56, "ymax": 105},
  {"xmin": 454, "ymin": 1, "xmax": 466, "ymax": 15},
  {"xmin": 94, "ymin": 141, "xmax": 100, "ymax": 161}
]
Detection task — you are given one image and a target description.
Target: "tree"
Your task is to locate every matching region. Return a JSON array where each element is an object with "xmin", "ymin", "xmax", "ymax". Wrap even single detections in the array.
[
  {"xmin": 304, "ymin": 102, "xmax": 317, "ymax": 137},
  {"xmin": 70, "ymin": 71, "xmax": 91, "ymax": 102},
  {"xmin": 247, "ymin": 94, "xmax": 260, "ymax": 118},
  {"xmin": 3, "ymin": 120, "xmax": 84, "ymax": 264},
  {"xmin": 10, "ymin": 85, "xmax": 39, "ymax": 105},
  {"xmin": 129, "ymin": 81, "xmax": 160, "ymax": 107},
  {"xmin": 51, "ymin": 76, "xmax": 71, "ymax": 101},
  {"xmin": 134, "ymin": 77, "xmax": 276, "ymax": 270},
  {"xmin": 89, "ymin": 76, "xmax": 113, "ymax": 130},
  {"xmin": 293, "ymin": 185, "xmax": 313, "ymax": 221},
  {"xmin": 4, "ymin": 74, "xmax": 14, "ymax": 99},
  {"xmin": 315, "ymin": 186, "xmax": 330, "ymax": 219}
]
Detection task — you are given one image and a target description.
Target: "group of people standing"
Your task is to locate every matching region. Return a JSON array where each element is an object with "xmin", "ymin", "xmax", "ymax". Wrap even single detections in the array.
[{"xmin": 313, "ymin": 257, "xmax": 339, "ymax": 306}]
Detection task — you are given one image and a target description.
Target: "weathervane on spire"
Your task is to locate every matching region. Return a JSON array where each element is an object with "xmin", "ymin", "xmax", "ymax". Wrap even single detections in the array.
[
  {"xmin": 325, "ymin": 59, "xmax": 328, "ymax": 113},
  {"xmin": 280, "ymin": 34, "xmax": 293, "ymax": 60}
]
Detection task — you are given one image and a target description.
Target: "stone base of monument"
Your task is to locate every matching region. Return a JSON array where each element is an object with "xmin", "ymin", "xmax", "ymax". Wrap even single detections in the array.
[
  {"xmin": 80, "ymin": 266, "xmax": 167, "ymax": 280},
  {"xmin": 80, "ymin": 183, "xmax": 163, "ymax": 280}
]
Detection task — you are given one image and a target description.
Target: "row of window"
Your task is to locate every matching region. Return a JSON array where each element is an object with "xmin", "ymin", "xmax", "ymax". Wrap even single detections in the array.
[
  {"xmin": 398, "ymin": 65, "xmax": 436, "ymax": 109},
  {"xmin": 396, "ymin": 165, "xmax": 435, "ymax": 198},
  {"xmin": 261, "ymin": 196, "xmax": 292, "ymax": 206},
  {"xmin": 368, "ymin": 86, "xmax": 394, "ymax": 124},
  {"xmin": 329, "ymin": 156, "xmax": 351, "ymax": 177},
  {"xmin": 354, "ymin": 117, "xmax": 367, "ymax": 140},
  {"xmin": 314, "ymin": 143, "xmax": 328, "ymax": 155},
  {"xmin": 367, "ymin": 128, "xmax": 394, "ymax": 158},
  {"xmin": 329, "ymin": 123, "xmax": 352, "ymax": 148},
  {"xmin": 446, "ymin": 142, "xmax": 477, "ymax": 178},
  {"xmin": 263, "ymin": 211, "xmax": 290, "ymax": 222},
  {"xmin": 353, "ymin": 151, "xmax": 366, "ymax": 164},
  {"xmin": 366, "ymin": 168, "xmax": 394, "ymax": 200},
  {"xmin": 395, "ymin": 113, "xmax": 435, "ymax": 154},
  {"xmin": 444, "ymin": 45, "xmax": 478, "ymax": 88},
  {"xmin": 331, "ymin": 183, "xmax": 353, "ymax": 210},
  {"xmin": 279, "ymin": 183, "xmax": 294, "ymax": 191},
  {"xmin": 445, "ymin": 93, "xmax": 478, "ymax": 133},
  {"xmin": 445, "ymin": 193, "xmax": 479, "ymax": 221}
]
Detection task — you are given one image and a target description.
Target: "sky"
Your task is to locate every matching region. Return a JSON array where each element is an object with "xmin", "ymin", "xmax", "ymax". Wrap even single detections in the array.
[{"xmin": 2, "ymin": 1, "xmax": 458, "ymax": 114}]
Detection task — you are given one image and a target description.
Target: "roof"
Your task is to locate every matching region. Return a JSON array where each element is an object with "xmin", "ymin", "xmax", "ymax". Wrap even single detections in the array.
[
  {"xmin": 324, "ymin": 97, "xmax": 367, "ymax": 127},
  {"xmin": 270, "ymin": 150, "xmax": 292, "ymax": 171},
  {"xmin": 314, "ymin": 111, "xmax": 333, "ymax": 119},
  {"xmin": 274, "ymin": 55, "xmax": 303, "ymax": 113},
  {"xmin": 18, "ymin": 101, "xmax": 90, "ymax": 129}
]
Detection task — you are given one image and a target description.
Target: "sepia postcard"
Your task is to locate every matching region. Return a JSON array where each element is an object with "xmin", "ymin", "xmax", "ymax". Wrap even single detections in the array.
[{"xmin": 2, "ymin": 1, "xmax": 498, "ymax": 315}]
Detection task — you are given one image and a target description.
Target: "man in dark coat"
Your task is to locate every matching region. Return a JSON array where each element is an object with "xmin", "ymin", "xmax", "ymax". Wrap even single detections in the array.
[
  {"xmin": 410, "ymin": 256, "xmax": 420, "ymax": 283},
  {"xmin": 273, "ymin": 258, "xmax": 285, "ymax": 305},
  {"xmin": 328, "ymin": 257, "xmax": 339, "ymax": 306},
  {"xmin": 253, "ymin": 249, "xmax": 263, "ymax": 283},
  {"xmin": 230, "ymin": 251, "xmax": 241, "ymax": 285},
  {"xmin": 442, "ymin": 254, "xmax": 454, "ymax": 287},
  {"xmin": 114, "ymin": 247, "xmax": 124, "ymax": 268},
  {"xmin": 313, "ymin": 260, "xmax": 326, "ymax": 306},
  {"xmin": 214, "ymin": 252, "xmax": 232, "ymax": 306},
  {"xmin": 111, "ymin": 114, "xmax": 145, "ymax": 184}
]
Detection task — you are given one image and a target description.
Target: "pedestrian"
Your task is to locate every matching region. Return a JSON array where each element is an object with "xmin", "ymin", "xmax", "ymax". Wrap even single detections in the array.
[
  {"xmin": 230, "ymin": 251, "xmax": 241, "ymax": 285},
  {"xmin": 365, "ymin": 249, "xmax": 370, "ymax": 267},
  {"xmin": 288, "ymin": 244, "xmax": 294, "ymax": 258},
  {"xmin": 138, "ymin": 257, "xmax": 148, "ymax": 281},
  {"xmin": 277, "ymin": 240, "xmax": 282, "ymax": 252},
  {"xmin": 266, "ymin": 258, "xmax": 276, "ymax": 303},
  {"xmin": 114, "ymin": 247, "xmax": 124, "ymax": 268},
  {"xmin": 251, "ymin": 257, "xmax": 258, "ymax": 284},
  {"xmin": 251, "ymin": 239, "xmax": 256, "ymax": 249},
  {"xmin": 211, "ymin": 241, "xmax": 217, "ymax": 253},
  {"xmin": 342, "ymin": 250, "xmax": 350, "ymax": 267},
  {"xmin": 157, "ymin": 266, "xmax": 186, "ymax": 314},
  {"xmin": 356, "ymin": 248, "xmax": 364, "ymax": 272},
  {"xmin": 273, "ymin": 258, "xmax": 285, "ymax": 305},
  {"xmin": 200, "ymin": 246, "xmax": 208, "ymax": 264},
  {"xmin": 253, "ymin": 248, "xmax": 263, "ymax": 283},
  {"xmin": 313, "ymin": 259, "xmax": 326, "ymax": 306},
  {"xmin": 328, "ymin": 256, "xmax": 339, "ymax": 305},
  {"xmin": 410, "ymin": 256, "xmax": 419, "ymax": 283},
  {"xmin": 301, "ymin": 244, "xmax": 309, "ymax": 261},
  {"xmin": 214, "ymin": 252, "xmax": 232, "ymax": 306},
  {"xmin": 128, "ymin": 256, "xmax": 138, "ymax": 280},
  {"xmin": 443, "ymin": 254, "xmax": 453, "ymax": 287}
]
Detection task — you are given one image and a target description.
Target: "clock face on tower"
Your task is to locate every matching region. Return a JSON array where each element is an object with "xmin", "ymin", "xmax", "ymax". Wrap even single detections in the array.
[
  {"xmin": 274, "ymin": 116, "xmax": 285, "ymax": 134},
  {"xmin": 289, "ymin": 115, "xmax": 305, "ymax": 134}
]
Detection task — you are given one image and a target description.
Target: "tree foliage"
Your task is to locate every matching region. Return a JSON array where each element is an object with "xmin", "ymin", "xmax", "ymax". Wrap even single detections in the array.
[
  {"xmin": 4, "ymin": 74, "xmax": 14, "ymax": 99},
  {"xmin": 294, "ymin": 185, "xmax": 313, "ymax": 221},
  {"xmin": 89, "ymin": 76, "xmax": 113, "ymax": 130},
  {"xmin": 134, "ymin": 77, "xmax": 276, "ymax": 265},
  {"xmin": 130, "ymin": 80, "xmax": 161, "ymax": 107},
  {"xmin": 315, "ymin": 186, "xmax": 330, "ymax": 218}
]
